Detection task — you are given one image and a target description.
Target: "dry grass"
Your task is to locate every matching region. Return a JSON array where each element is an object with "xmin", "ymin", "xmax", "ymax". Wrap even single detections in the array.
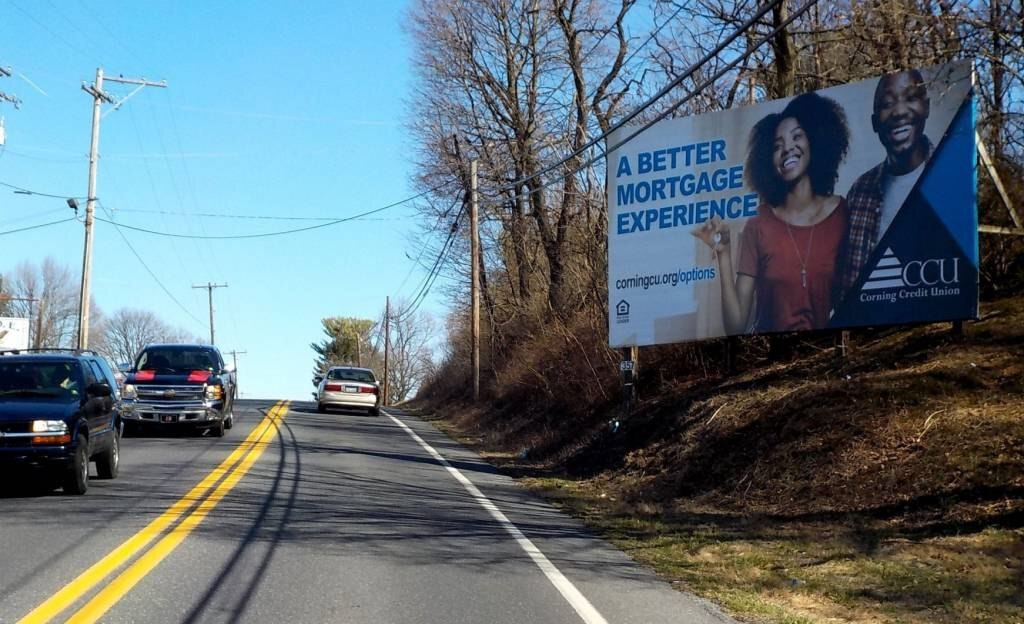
[{"xmin": 411, "ymin": 296, "xmax": 1024, "ymax": 623}]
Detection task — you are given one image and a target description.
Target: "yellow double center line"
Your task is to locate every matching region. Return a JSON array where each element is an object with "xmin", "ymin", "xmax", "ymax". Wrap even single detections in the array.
[{"xmin": 19, "ymin": 400, "xmax": 290, "ymax": 624}]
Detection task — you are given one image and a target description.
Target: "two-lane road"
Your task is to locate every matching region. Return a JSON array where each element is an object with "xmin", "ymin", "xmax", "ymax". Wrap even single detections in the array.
[{"xmin": 1, "ymin": 400, "xmax": 733, "ymax": 624}]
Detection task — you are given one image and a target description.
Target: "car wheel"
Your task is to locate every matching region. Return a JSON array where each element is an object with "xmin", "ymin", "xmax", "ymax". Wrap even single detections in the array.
[
  {"xmin": 224, "ymin": 412, "xmax": 234, "ymax": 430},
  {"xmin": 95, "ymin": 431, "xmax": 119, "ymax": 479},
  {"xmin": 212, "ymin": 420, "xmax": 226, "ymax": 437},
  {"xmin": 63, "ymin": 434, "xmax": 89, "ymax": 495},
  {"xmin": 317, "ymin": 403, "xmax": 326, "ymax": 413},
  {"xmin": 369, "ymin": 407, "xmax": 380, "ymax": 416}
]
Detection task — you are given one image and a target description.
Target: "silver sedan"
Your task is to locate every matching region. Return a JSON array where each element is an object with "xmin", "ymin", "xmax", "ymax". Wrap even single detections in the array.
[{"xmin": 316, "ymin": 367, "xmax": 381, "ymax": 416}]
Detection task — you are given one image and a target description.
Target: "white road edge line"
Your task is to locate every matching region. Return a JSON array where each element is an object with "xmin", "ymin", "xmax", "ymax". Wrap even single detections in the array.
[{"xmin": 386, "ymin": 411, "xmax": 610, "ymax": 624}]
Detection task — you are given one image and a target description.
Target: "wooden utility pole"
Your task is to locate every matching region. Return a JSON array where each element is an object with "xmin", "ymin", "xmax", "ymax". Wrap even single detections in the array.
[
  {"xmin": 0, "ymin": 65, "xmax": 21, "ymax": 110},
  {"xmin": 383, "ymin": 297, "xmax": 390, "ymax": 406},
  {"xmin": 224, "ymin": 349, "xmax": 246, "ymax": 396},
  {"xmin": 192, "ymin": 282, "xmax": 228, "ymax": 345},
  {"xmin": 470, "ymin": 159, "xmax": 480, "ymax": 402},
  {"xmin": 77, "ymin": 68, "xmax": 166, "ymax": 349}
]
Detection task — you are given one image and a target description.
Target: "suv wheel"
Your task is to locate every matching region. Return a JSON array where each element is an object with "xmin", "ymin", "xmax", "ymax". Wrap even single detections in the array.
[
  {"xmin": 63, "ymin": 434, "xmax": 89, "ymax": 495},
  {"xmin": 317, "ymin": 403, "xmax": 326, "ymax": 413},
  {"xmin": 96, "ymin": 431, "xmax": 119, "ymax": 479},
  {"xmin": 225, "ymin": 412, "xmax": 234, "ymax": 430},
  {"xmin": 369, "ymin": 407, "xmax": 380, "ymax": 417},
  {"xmin": 212, "ymin": 420, "xmax": 225, "ymax": 437}
]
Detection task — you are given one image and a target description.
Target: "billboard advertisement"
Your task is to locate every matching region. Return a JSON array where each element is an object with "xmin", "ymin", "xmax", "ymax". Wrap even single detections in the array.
[
  {"xmin": 608, "ymin": 61, "xmax": 977, "ymax": 347},
  {"xmin": 0, "ymin": 317, "xmax": 30, "ymax": 350}
]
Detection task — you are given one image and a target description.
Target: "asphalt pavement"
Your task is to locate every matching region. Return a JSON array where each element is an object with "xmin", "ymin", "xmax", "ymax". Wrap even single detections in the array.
[{"xmin": 0, "ymin": 399, "xmax": 735, "ymax": 624}]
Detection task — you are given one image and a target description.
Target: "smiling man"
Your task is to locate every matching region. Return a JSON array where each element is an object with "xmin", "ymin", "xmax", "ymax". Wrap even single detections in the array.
[{"xmin": 839, "ymin": 69, "xmax": 933, "ymax": 292}]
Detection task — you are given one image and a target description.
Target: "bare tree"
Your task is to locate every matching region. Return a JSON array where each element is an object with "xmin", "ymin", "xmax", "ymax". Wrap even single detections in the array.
[
  {"xmin": 379, "ymin": 306, "xmax": 436, "ymax": 404},
  {"xmin": 4, "ymin": 258, "xmax": 80, "ymax": 349},
  {"xmin": 98, "ymin": 308, "xmax": 200, "ymax": 365}
]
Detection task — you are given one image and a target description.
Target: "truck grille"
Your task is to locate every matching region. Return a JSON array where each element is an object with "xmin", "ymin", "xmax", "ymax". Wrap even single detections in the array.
[{"xmin": 136, "ymin": 384, "xmax": 205, "ymax": 401}]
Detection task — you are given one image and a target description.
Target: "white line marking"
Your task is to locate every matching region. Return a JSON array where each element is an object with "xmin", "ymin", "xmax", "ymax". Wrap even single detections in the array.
[{"xmin": 386, "ymin": 411, "xmax": 609, "ymax": 624}]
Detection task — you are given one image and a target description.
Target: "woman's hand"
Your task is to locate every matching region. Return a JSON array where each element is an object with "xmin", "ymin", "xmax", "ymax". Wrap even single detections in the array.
[{"xmin": 691, "ymin": 217, "xmax": 730, "ymax": 254}]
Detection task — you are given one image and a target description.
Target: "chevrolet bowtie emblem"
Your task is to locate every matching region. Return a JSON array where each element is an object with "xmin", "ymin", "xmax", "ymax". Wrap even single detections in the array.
[{"xmin": 163, "ymin": 389, "xmax": 176, "ymax": 398}]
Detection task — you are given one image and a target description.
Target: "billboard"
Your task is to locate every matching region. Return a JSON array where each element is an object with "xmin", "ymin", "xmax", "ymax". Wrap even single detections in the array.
[
  {"xmin": 608, "ymin": 61, "xmax": 977, "ymax": 347},
  {"xmin": 0, "ymin": 317, "xmax": 30, "ymax": 350}
]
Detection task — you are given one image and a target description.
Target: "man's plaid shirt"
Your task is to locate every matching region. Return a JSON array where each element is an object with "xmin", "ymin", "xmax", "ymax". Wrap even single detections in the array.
[
  {"xmin": 838, "ymin": 162, "xmax": 887, "ymax": 293},
  {"xmin": 838, "ymin": 139, "xmax": 932, "ymax": 295}
]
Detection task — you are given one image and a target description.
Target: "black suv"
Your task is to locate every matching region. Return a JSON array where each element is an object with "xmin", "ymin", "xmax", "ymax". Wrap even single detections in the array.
[
  {"xmin": 0, "ymin": 350, "xmax": 121, "ymax": 495},
  {"xmin": 120, "ymin": 344, "xmax": 236, "ymax": 436}
]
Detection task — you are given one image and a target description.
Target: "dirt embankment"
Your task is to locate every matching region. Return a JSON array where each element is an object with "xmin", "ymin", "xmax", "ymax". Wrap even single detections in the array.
[{"xmin": 412, "ymin": 297, "xmax": 1024, "ymax": 623}]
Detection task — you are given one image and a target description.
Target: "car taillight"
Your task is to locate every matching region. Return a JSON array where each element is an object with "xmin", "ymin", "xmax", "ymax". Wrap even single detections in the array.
[
  {"xmin": 360, "ymin": 386, "xmax": 378, "ymax": 394},
  {"xmin": 325, "ymin": 383, "xmax": 342, "ymax": 392}
]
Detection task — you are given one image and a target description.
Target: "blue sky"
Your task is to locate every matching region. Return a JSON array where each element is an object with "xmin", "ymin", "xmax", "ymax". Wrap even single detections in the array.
[{"xmin": 1, "ymin": 1, "xmax": 447, "ymax": 400}]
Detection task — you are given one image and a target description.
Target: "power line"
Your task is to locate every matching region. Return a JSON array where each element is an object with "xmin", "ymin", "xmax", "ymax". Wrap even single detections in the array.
[
  {"xmin": 97, "ymin": 201, "xmax": 206, "ymax": 327},
  {"xmin": 93, "ymin": 181, "xmax": 455, "ymax": 239},
  {"xmin": 397, "ymin": 1, "xmax": 813, "ymax": 322},
  {"xmin": 392, "ymin": 200, "xmax": 467, "ymax": 322},
  {"xmin": 473, "ymin": 0, "xmax": 814, "ymax": 208},
  {"xmin": 496, "ymin": 0, "xmax": 784, "ymax": 194},
  {"xmin": 0, "ymin": 180, "xmax": 87, "ymax": 200},
  {"xmin": 0, "ymin": 217, "xmax": 76, "ymax": 237},
  {"xmin": 583, "ymin": 0, "xmax": 816, "ymax": 175},
  {"xmin": 110, "ymin": 208, "xmax": 407, "ymax": 221}
]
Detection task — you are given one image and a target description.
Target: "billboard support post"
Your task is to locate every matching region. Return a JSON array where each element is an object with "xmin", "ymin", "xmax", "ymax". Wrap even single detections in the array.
[
  {"xmin": 620, "ymin": 346, "xmax": 636, "ymax": 417},
  {"xmin": 834, "ymin": 331, "xmax": 849, "ymax": 359}
]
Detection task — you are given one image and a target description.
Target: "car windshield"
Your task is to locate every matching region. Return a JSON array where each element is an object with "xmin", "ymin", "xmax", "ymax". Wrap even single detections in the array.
[
  {"xmin": 0, "ymin": 361, "xmax": 81, "ymax": 400},
  {"xmin": 137, "ymin": 349, "xmax": 218, "ymax": 373},
  {"xmin": 327, "ymin": 368, "xmax": 375, "ymax": 383}
]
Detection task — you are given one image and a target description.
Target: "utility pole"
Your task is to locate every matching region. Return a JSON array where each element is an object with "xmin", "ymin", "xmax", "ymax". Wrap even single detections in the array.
[
  {"xmin": 225, "ymin": 349, "xmax": 246, "ymax": 371},
  {"xmin": 77, "ymin": 68, "xmax": 167, "ymax": 349},
  {"xmin": 0, "ymin": 66, "xmax": 21, "ymax": 110},
  {"xmin": 224, "ymin": 349, "xmax": 246, "ymax": 397},
  {"xmin": 192, "ymin": 282, "xmax": 228, "ymax": 345},
  {"xmin": 470, "ymin": 159, "xmax": 480, "ymax": 402},
  {"xmin": 383, "ymin": 297, "xmax": 390, "ymax": 406}
]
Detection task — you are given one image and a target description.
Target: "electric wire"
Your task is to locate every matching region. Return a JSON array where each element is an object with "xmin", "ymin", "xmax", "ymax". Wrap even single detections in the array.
[
  {"xmin": 471, "ymin": 0, "xmax": 815, "ymax": 209},
  {"xmin": 394, "ymin": 196, "xmax": 461, "ymax": 294},
  {"xmin": 391, "ymin": 200, "xmax": 467, "ymax": 322},
  {"xmin": 494, "ymin": 0, "xmax": 783, "ymax": 194},
  {"xmin": 97, "ymin": 201, "xmax": 206, "ymax": 327},
  {"xmin": 0, "ymin": 217, "xmax": 76, "ymax": 237},
  {"xmin": 0, "ymin": 180, "xmax": 87, "ymax": 200},
  {"xmin": 93, "ymin": 181, "xmax": 456, "ymax": 239},
  {"xmin": 578, "ymin": 0, "xmax": 816, "ymax": 176},
  {"xmin": 391, "ymin": 1, "xmax": 812, "ymax": 317}
]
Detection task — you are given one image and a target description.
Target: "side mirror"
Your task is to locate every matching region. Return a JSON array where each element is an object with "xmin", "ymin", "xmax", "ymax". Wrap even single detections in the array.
[
  {"xmin": 313, "ymin": 375, "xmax": 323, "ymax": 386},
  {"xmin": 87, "ymin": 382, "xmax": 112, "ymax": 398},
  {"xmin": 222, "ymin": 364, "xmax": 236, "ymax": 374}
]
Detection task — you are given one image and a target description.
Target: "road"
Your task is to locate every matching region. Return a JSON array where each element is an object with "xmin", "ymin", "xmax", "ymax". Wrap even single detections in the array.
[{"xmin": 0, "ymin": 400, "xmax": 734, "ymax": 624}]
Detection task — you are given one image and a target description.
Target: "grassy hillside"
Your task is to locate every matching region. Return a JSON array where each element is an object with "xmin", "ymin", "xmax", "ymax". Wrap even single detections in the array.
[{"xmin": 412, "ymin": 296, "xmax": 1024, "ymax": 623}]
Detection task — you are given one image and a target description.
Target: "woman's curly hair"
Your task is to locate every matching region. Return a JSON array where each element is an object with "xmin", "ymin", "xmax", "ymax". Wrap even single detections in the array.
[{"xmin": 745, "ymin": 92, "xmax": 850, "ymax": 207}]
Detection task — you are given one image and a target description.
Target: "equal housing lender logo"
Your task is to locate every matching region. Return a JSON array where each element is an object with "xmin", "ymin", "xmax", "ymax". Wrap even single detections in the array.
[{"xmin": 859, "ymin": 247, "xmax": 962, "ymax": 304}]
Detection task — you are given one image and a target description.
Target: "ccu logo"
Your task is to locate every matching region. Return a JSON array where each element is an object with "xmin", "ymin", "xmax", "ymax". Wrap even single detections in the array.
[{"xmin": 861, "ymin": 248, "xmax": 961, "ymax": 291}]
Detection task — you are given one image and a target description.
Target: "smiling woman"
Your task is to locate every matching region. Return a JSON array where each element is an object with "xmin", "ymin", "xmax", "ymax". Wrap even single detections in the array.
[{"xmin": 692, "ymin": 92, "xmax": 852, "ymax": 334}]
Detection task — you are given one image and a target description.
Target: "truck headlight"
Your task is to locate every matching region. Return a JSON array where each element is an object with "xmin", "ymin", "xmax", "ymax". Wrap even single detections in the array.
[
  {"xmin": 122, "ymin": 384, "xmax": 137, "ymax": 399},
  {"xmin": 31, "ymin": 420, "xmax": 69, "ymax": 433},
  {"xmin": 205, "ymin": 384, "xmax": 224, "ymax": 400}
]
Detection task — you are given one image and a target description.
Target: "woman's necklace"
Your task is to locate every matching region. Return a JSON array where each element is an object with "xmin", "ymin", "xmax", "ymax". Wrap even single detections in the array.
[{"xmin": 785, "ymin": 221, "xmax": 815, "ymax": 289}]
